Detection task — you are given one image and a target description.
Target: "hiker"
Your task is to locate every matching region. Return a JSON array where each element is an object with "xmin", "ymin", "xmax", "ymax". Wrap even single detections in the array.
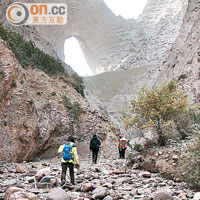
[
  {"xmin": 58, "ymin": 136, "xmax": 80, "ymax": 186},
  {"xmin": 90, "ymin": 134, "xmax": 101, "ymax": 164},
  {"xmin": 117, "ymin": 137, "xmax": 127, "ymax": 159}
]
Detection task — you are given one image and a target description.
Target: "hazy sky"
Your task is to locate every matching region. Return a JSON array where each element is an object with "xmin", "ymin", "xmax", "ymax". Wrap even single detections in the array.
[
  {"xmin": 104, "ymin": 0, "xmax": 148, "ymax": 19},
  {"xmin": 64, "ymin": 0, "xmax": 148, "ymax": 76}
]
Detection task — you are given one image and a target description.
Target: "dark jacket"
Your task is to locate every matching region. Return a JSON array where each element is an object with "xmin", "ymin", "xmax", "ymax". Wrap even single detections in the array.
[{"xmin": 90, "ymin": 134, "xmax": 101, "ymax": 151}]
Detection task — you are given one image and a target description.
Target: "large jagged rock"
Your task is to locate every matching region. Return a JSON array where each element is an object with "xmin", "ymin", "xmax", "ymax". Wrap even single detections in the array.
[
  {"xmin": 0, "ymin": 38, "xmax": 119, "ymax": 162},
  {"xmin": 0, "ymin": 0, "xmax": 187, "ymax": 74}
]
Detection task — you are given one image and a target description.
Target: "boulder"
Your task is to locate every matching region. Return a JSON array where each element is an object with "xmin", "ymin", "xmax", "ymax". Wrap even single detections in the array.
[
  {"xmin": 193, "ymin": 192, "xmax": 200, "ymax": 200},
  {"xmin": 25, "ymin": 176, "xmax": 35, "ymax": 183},
  {"xmin": 103, "ymin": 196, "xmax": 112, "ymax": 200},
  {"xmin": 47, "ymin": 188, "xmax": 71, "ymax": 200},
  {"xmin": 40, "ymin": 176, "xmax": 57, "ymax": 183},
  {"xmin": 35, "ymin": 168, "xmax": 51, "ymax": 182},
  {"xmin": 92, "ymin": 186, "xmax": 108, "ymax": 199},
  {"xmin": 2, "ymin": 180, "xmax": 17, "ymax": 187},
  {"xmin": 81, "ymin": 183, "xmax": 95, "ymax": 192},
  {"xmin": 172, "ymin": 155, "xmax": 179, "ymax": 161},
  {"xmin": 142, "ymin": 171, "xmax": 151, "ymax": 178},
  {"xmin": 15, "ymin": 165, "xmax": 23, "ymax": 173},
  {"xmin": 4, "ymin": 187, "xmax": 24, "ymax": 200},
  {"xmin": 8, "ymin": 191, "xmax": 37, "ymax": 200},
  {"xmin": 154, "ymin": 191, "xmax": 174, "ymax": 200},
  {"xmin": 36, "ymin": 182, "xmax": 53, "ymax": 189},
  {"xmin": 112, "ymin": 170, "xmax": 125, "ymax": 175}
]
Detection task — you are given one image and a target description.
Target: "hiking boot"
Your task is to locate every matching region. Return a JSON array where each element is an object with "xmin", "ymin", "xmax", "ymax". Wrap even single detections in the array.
[
  {"xmin": 62, "ymin": 183, "xmax": 75, "ymax": 190},
  {"xmin": 61, "ymin": 181, "xmax": 65, "ymax": 187}
]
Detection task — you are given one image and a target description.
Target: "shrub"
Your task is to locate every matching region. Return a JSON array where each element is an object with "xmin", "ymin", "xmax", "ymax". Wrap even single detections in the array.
[
  {"xmin": 28, "ymin": 100, "xmax": 34, "ymax": 105},
  {"xmin": 51, "ymin": 91, "xmax": 56, "ymax": 96},
  {"xmin": 178, "ymin": 74, "xmax": 187, "ymax": 81},
  {"xmin": 179, "ymin": 134, "xmax": 200, "ymax": 189},
  {"xmin": 11, "ymin": 81, "xmax": 17, "ymax": 88},
  {"xmin": 20, "ymin": 80, "xmax": 24, "ymax": 84},
  {"xmin": 3, "ymin": 120, "xmax": 7, "ymax": 126},
  {"xmin": 126, "ymin": 140, "xmax": 144, "ymax": 152},
  {"xmin": 133, "ymin": 143, "xmax": 144, "ymax": 152},
  {"xmin": 122, "ymin": 81, "xmax": 189, "ymax": 146},
  {"xmin": 75, "ymin": 84, "xmax": 85, "ymax": 98},
  {"xmin": 174, "ymin": 111, "xmax": 192, "ymax": 139},
  {"xmin": 191, "ymin": 112, "xmax": 200, "ymax": 124},
  {"xmin": 62, "ymin": 96, "xmax": 85, "ymax": 121}
]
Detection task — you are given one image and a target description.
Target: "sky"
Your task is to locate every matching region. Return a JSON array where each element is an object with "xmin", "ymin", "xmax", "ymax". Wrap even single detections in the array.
[{"xmin": 64, "ymin": 0, "xmax": 148, "ymax": 77}]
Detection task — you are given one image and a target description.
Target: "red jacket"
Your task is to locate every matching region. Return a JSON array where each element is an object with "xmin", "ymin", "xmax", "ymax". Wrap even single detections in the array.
[{"xmin": 118, "ymin": 139, "xmax": 127, "ymax": 149}]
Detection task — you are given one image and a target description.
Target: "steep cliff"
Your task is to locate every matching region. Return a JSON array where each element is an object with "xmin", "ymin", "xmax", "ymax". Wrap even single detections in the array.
[
  {"xmin": 84, "ymin": 0, "xmax": 200, "ymax": 126},
  {"xmin": 0, "ymin": 0, "xmax": 187, "ymax": 74},
  {"xmin": 0, "ymin": 0, "xmax": 191, "ymax": 127},
  {"xmin": 157, "ymin": 0, "xmax": 200, "ymax": 103},
  {"xmin": 0, "ymin": 34, "xmax": 119, "ymax": 162},
  {"xmin": 117, "ymin": 0, "xmax": 188, "ymax": 71}
]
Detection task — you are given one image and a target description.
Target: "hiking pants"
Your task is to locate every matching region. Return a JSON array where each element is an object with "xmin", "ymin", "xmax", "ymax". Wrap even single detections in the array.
[
  {"xmin": 119, "ymin": 148, "xmax": 126, "ymax": 159},
  {"xmin": 119, "ymin": 149, "xmax": 123, "ymax": 159},
  {"xmin": 92, "ymin": 149, "xmax": 99, "ymax": 164},
  {"xmin": 61, "ymin": 162, "xmax": 74, "ymax": 185}
]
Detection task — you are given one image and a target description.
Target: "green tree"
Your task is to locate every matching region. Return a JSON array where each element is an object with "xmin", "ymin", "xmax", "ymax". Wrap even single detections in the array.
[{"xmin": 123, "ymin": 81, "xmax": 189, "ymax": 146}]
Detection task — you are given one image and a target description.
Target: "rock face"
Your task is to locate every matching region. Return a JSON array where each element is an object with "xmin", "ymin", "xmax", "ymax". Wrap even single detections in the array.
[
  {"xmin": 0, "ymin": 0, "xmax": 192, "ymax": 127},
  {"xmin": 114, "ymin": 0, "xmax": 188, "ymax": 71},
  {"xmin": 85, "ymin": 0, "xmax": 200, "ymax": 129},
  {"xmin": 0, "ymin": 38, "xmax": 119, "ymax": 162},
  {"xmin": 157, "ymin": 0, "xmax": 200, "ymax": 102},
  {"xmin": 0, "ymin": 0, "xmax": 187, "ymax": 74}
]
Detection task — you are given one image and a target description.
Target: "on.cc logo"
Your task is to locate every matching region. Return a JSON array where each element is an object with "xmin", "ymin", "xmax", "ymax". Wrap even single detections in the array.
[{"xmin": 6, "ymin": 2, "xmax": 29, "ymax": 26}]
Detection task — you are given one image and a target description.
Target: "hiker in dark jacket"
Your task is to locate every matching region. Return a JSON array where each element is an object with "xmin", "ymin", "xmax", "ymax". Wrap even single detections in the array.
[{"xmin": 90, "ymin": 134, "xmax": 101, "ymax": 164}]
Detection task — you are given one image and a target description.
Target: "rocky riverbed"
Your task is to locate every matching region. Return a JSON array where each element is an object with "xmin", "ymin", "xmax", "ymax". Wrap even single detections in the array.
[{"xmin": 0, "ymin": 153, "xmax": 199, "ymax": 200}]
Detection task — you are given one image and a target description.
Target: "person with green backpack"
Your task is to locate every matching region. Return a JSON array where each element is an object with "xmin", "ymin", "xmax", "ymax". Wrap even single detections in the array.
[{"xmin": 58, "ymin": 136, "xmax": 80, "ymax": 186}]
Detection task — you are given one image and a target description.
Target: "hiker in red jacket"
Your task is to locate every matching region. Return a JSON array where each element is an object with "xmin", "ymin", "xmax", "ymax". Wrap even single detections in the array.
[{"xmin": 117, "ymin": 137, "xmax": 127, "ymax": 159}]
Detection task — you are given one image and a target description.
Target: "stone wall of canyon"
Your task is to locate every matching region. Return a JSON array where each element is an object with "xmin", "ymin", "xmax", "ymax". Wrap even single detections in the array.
[
  {"xmin": 0, "ymin": 38, "xmax": 119, "ymax": 162},
  {"xmin": 157, "ymin": 0, "xmax": 200, "ymax": 103},
  {"xmin": 0, "ymin": 0, "xmax": 188, "ymax": 74},
  {"xmin": 1, "ymin": 0, "xmax": 198, "ymax": 150},
  {"xmin": 84, "ymin": 0, "xmax": 200, "ymax": 130}
]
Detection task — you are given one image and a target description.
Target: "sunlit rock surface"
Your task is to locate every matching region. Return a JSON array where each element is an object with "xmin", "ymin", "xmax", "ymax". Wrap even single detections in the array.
[{"xmin": 0, "ymin": 0, "xmax": 187, "ymax": 74}]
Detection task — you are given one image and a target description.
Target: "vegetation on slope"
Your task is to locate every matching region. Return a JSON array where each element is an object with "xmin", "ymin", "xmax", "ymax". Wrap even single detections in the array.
[
  {"xmin": 123, "ymin": 81, "xmax": 190, "ymax": 146},
  {"xmin": 0, "ymin": 24, "xmax": 85, "ymax": 97},
  {"xmin": 0, "ymin": 24, "xmax": 65, "ymax": 76},
  {"xmin": 62, "ymin": 95, "xmax": 85, "ymax": 121}
]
